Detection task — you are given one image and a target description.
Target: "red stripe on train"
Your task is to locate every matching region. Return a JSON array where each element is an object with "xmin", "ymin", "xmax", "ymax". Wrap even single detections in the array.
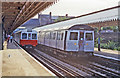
[{"xmin": 20, "ymin": 40, "xmax": 38, "ymax": 46}]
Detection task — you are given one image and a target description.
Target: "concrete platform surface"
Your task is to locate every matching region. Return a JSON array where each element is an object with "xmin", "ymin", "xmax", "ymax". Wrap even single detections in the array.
[
  {"xmin": 1, "ymin": 41, "xmax": 56, "ymax": 77},
  {"xmin": 94, "ymin": 48, "xmax": 120, "ymax": 59}
]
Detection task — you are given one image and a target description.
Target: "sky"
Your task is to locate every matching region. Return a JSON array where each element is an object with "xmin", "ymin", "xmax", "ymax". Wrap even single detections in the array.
[{"xmin": 33, "ymin": 0, "xmax": 120, "ymax": 18}]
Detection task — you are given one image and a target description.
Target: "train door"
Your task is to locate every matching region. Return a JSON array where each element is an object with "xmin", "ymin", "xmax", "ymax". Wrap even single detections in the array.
[
  {"xmin": 84, "ymin": 31, "xmax": 94, "ymax": 52},
  {"xmin": 66, "ymin": 31, "xmax": 79, "ymax": 51},
  {"xmin": 79, "ymin": 31, "xmax": 84, "ymax": 51}
]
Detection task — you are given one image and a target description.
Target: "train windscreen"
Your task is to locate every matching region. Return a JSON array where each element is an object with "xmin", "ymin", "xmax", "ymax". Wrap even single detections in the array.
[
  {"xmin": 22, "ymin": 33, "xmax": 27, "ymax": 39},
  {"xmin": 32, "ymin": 34, "xmax": 37, "ymax": 39},
  {"xmin": 70, "ymin": 32, "xmax": 78, "ymax": 40},
  {"xmin": 86, "ymin": 33, "xmax": 93, "ymax": 41}
]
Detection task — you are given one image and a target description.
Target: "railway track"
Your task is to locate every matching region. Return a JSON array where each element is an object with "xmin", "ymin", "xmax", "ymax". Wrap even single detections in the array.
[
  {"xmin": 39, "ymin": 45, "xmax": 120, "ymax": 72},
  {"xmin": 89, "ymin": 62, "xmax": 120, "ymax": 77},
  {"xmin": 24, "ymin": 47, "xmax": 120, "ymax": 78},
  {"xmin": 28, "ymin": 49, "xmax": 90, "ymax": 77}
]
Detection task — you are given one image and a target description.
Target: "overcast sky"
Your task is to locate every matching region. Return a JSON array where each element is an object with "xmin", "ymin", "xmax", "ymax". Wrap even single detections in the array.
[{"xmin": 34, "ymin": 0, "xmax": 120, "ymax": 18}]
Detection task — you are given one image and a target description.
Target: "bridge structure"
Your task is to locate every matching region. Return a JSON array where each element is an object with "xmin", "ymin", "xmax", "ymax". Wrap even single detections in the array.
[{"xmin": 0, "ymin": 0, "xmax": 57, "ymax": 50}]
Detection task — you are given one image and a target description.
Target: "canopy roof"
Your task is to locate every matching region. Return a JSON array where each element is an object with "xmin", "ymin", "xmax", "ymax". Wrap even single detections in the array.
[
  {"xmin": 34, "ymin": 5, "xmax": 120, "ymax": 31},
  {"xmin": 1, "ymin": 0, "xmax": 57, "ymax": 34}
]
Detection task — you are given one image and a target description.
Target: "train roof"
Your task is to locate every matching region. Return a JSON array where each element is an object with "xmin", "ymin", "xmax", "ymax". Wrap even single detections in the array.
[
  {"xmin": 21, "ymin": 29, "xmax": 37, "ymax": 33},
  {"xmin": 69, "ymin": 25, "xmax": 94, "ymax": 30},
  {"xmin": 33, "ymin": 23, "xmax": 94, "ymax": 32},
  {"xmin": 15, "ymin": 29, "xmax": 37, "ymax": 33}
]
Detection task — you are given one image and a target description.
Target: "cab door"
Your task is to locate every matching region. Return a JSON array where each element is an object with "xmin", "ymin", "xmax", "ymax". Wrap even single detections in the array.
[
  {"xmin": 66, "ymin": 31, "xmax": 79, "ymax": 51},
  {"xmin": 79, "ymin": 31, "xmax": 84, "ymax": 51},
  {"xmin": 84, "ymin": 31, "xmax": 94, "ymax": 52}
]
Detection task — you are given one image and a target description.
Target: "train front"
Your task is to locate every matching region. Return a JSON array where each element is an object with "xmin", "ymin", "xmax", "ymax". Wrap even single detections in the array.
[{"xmin": 20, "ymin": 30, "xmax": 38, "ymax": 48}]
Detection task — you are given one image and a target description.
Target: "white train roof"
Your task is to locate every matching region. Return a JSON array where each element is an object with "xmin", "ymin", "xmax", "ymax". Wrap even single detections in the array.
[
  {"xmin": 22, "ymin": 29, "xmax": 37, "ymax": 33},
  {"xmin": 15, "ymin": 29, "xmax": 37, "ymax": 33},
  {"xmin": 33, "ymin": 7, "xmax": 119, "ymax": 32}
]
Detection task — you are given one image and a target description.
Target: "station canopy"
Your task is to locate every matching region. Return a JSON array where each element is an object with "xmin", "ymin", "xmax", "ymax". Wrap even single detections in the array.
[{"xmin": 1, "ymin": 0, "xmax": 57, "ymax": 33}]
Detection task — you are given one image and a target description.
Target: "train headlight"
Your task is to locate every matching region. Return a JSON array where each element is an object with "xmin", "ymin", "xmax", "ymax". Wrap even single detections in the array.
[{"xmin": 74, "ymin": 43, "xmax": 77, "ymax": 45}]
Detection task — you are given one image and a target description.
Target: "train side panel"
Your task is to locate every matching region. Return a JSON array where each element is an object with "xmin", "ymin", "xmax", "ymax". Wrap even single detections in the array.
[
  {"xmin": 56, "ymin": 31, "xmax": 64, "ymax": 50},
  {"xmin": 14, "ymin": 32, "xmax": 21, "ymax": 44},
  {"xmin": 20, "ymin": 40, "xmax": 37, "ymax": 46}
]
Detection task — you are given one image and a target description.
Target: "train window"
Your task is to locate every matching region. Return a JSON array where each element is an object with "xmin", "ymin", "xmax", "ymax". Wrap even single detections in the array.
[
  {"xmin": 48, "ymin": 32, "xmax": 50, "ymax": 39},
  {"xmin": 45, "ymin": 33, "xmax": 47, "ymax": 39},
  {"xmin": 28, "ymin": 33, "xmax": 31, "ymax": 40},
  {"xmin": 41, "ymin": 32, "xmax": 44, "ymax": 38},
  {"xmin": 86, "ymin": 33, "xmax": 93, "ymax": 41},
  {"xmin": 53, "ymin": 33, "xmax": 56, "ymax": 40},
  {"xmin": 50, "ymin": 32, "xmax": 53, "ymax": 39},
  {"xmin": 32, "ymin": 34, "xmax": 37, "ymax": 39},
  {"xmin": 57, "ymin": 32, "xmax": 61, "ymax": 40},
  {"xmin": 22, "ymin": 33, "xmax": 27, "ymax": 39},
  {"xmin": 61, "ymin": 33, "xmax": 64, "ymax": 40},
  {"xmin": 50, "ymin": 32, "xmax": 52, "ymax": 39},
  {"xmin": 70, "ymin": 32, "xmax": 78, "ymax": 40},
  {"xmin": 46, "ymin": 32, "xmax": 50, "ymax": 39}
]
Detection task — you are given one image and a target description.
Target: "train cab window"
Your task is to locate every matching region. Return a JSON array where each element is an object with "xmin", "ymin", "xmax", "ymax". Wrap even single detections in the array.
[
  {"xmin": 70, "ymin": 32, "xmax": 78, "ymax": 40},
  {"xmin": 80, "ymin": 32, "xmax": 84, "ymax": 40},
  {"xmin": 32, "ymin": 34, "xmax": 37, "ymax": 39},
  {"xmin": 22, "ymin": 33, "xmax": 27, "ymax": 39},
  {"xmin": 28, "ymin": 33, "xmax": 31, "ymax": 40},
  {"xmin": 86, "ymin": 33, "xmax": 93, "ymax": 41}
]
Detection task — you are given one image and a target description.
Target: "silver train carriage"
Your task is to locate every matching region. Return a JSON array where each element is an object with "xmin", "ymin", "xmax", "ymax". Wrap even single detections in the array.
[{"xmin": 34, "ymin": 24, "xmax": 94, "ymax": 53}]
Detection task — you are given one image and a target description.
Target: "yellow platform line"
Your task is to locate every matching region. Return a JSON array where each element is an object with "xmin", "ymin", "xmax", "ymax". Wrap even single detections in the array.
[{"xmin": 3, "ymin": 41, "xmax": 7, "ymax": 50}]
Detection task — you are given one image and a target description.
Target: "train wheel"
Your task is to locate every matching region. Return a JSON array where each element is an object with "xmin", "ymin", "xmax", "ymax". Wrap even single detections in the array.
[
  {"xmin": 89, "ymin": 52, "xmax": 94, "ymax": 56},
  {"xmin": 30, "ymin": 46, "xmax": 33, "ymax": 48},
  {"xmin": 25, "ymin": 46, "xmax": 28, "ymax": 48}
]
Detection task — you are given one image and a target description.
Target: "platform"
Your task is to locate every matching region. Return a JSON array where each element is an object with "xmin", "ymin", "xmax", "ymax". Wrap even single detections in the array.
[
  {"xmin": 1, "ymin": 41, "xmax": 56, "ymax": 77},
  {"xmin": 94, "ymin": 48, "xmax": 120, "ymax": 60}
]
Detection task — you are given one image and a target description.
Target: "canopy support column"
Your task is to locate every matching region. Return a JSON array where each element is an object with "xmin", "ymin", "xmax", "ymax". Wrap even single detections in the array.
[
  {"xmin": 0, "ymin": 1, "xmax": 3, "ymax": 50},
  {"xmin": 98, "ymin": 26, "xmax": 101, "ymax": 51}
]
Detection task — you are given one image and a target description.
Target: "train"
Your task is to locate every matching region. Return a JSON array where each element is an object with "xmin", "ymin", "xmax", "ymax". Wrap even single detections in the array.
[
  {"xmin": 14, "ymin": 24, "xmax": 94, "ymax": 54},
  {"xmin": 14, "ymin": 29, "xmax": 38, "ymax": 48},
  {"xmin": 33, "ymin": 24, "xmax": 94, "ymax": 54}
]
